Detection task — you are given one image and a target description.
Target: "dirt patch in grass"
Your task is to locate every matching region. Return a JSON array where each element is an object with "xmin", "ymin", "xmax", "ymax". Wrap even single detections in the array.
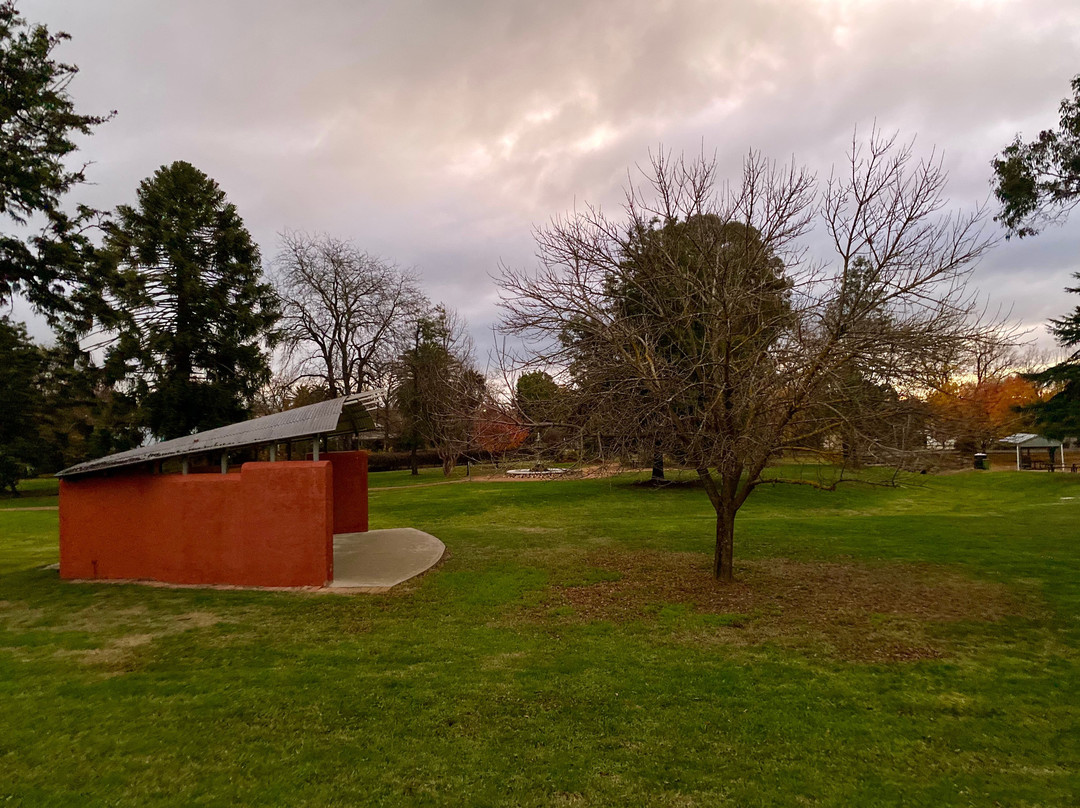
[
  {"xmin": 1, "ymin": 600, "xmax": 224, "ymax": 673},
  {"xmin": 54, "ymin": 605, "xmax": 218, "ymax": 633},
  {"xmin": 525, "ymin": 551, "xmax": 1026, "ymax": 662},
  {"xmin": 57, "ymin": 609, "xmax": 222, "ymax": 672}
]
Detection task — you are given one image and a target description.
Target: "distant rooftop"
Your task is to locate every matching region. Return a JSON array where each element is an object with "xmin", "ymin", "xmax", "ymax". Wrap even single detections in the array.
[
  {"xmin": 998, "ymin": 433, "xmax": 1063, "ymax": 448},
  {"xmin": 57, "ymin": 391, "xmax": 380, "ymax": 478}
]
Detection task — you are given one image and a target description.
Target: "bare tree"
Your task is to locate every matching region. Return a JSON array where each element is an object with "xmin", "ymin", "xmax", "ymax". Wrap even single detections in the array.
[
  {"xmin": 272, "ymin": 231, "xmax": 428, "ymax": 398},
  {"xmin": 498, "ymin": 131, "xmax": 998, "ymax": 581}
]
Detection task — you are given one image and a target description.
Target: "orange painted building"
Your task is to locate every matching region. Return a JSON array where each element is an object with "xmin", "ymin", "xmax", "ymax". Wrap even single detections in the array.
[
  {"xmin": 324, "ymin": 451, "xmax": 370, "ymax": 534},
  {"xmin": 59, "ymin": 452, "xmax": 369, "ymax": 588},
  {"xmin": 56, "ymin": 394, "xmax": 378, "ymax": 589}
]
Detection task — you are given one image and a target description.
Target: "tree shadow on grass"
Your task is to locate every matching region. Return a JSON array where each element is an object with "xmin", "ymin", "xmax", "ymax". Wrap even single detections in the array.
[{"xmin": 511, "ymin": 550, "xmax": 1040, "ymax": 663}]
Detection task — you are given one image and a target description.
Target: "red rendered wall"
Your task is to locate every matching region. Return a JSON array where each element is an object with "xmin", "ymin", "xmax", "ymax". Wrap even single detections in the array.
[
  {"xmin": 323, "ymin": 451, "xmax": 369, "ymax": 534},
  {"xmin": 59, "ymin": 461, "xmax": 333, "ymax": 588}
]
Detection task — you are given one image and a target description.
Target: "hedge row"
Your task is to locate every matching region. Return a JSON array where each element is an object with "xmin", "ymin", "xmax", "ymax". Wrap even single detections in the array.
[{"xmin": 365, "ymin": 450, "xmax": 445, "ymax": 472}]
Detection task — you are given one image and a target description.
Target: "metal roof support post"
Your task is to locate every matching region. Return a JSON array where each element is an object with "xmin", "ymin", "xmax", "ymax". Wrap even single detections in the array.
[
  {"xmin": 182, "ymin": 458, "xmax": 189, "ymax": 475},
  {"xmin": 312, "ymin": 439, "xmax": 320, "ymax": 462},
  {"xmin": 221, "ymin": 453, "xmax": 228, "ymax": 474},
  {"xmin": 1016, "ymin": 444, "xmax": 1020, "ymax": 471},
  {"xmin": 269, "ymin": 444, "xmax": 277, "ymax": 462}
]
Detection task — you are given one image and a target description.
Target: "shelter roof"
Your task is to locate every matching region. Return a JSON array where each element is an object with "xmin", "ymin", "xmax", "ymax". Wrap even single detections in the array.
[
  {"xmin": 999, "ymin": 433, "xmax": 1063, "ymax": 448},
  {"xmin": 57, "ymin": 392, "xmax": 380, "ymax": 478}
]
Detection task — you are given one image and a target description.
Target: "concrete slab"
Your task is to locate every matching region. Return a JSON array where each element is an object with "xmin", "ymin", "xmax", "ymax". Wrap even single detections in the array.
[{"xmin": 330, "ymin": 528, "xmax": 445, "ymax": 590}]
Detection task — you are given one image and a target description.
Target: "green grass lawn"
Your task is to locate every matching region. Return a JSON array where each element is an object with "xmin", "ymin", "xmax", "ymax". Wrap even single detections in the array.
[
  {"xmin": 2, "ymin": 467, "xmax": 1079, "ymax": 806},
  {"xmin": 368, "ymin": 463, "xmax": 501, "ymax": 488}
]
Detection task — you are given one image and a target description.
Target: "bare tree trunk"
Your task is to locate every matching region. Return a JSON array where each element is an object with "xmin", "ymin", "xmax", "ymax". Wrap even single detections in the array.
[
  {"xmin": 713, "ymin": 505, "xmax": 735, "ymax": 582},
  {"xmin": 841, "ymin": 427, "xmax": 861, "ymax": 470},
  {"xmin": 651, "ymin": 446, "xmax": 665, "ymax": 483},
  {"xmin": 697, "ymin": 467, "xmax": 735, "ymax": 582},
  {"xmin": 410, "ymin": 324, "xmax": 421, "ymax": 477}
]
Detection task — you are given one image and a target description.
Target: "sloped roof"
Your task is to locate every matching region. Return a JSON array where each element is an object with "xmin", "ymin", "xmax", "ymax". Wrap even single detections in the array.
[
  {"xmin": 57, "ymin": 391, "xmax": 380, "ymax": 478},
  {"xmin": 999, "ymin": 433, "xmax": 1063, "ymax": 448}
]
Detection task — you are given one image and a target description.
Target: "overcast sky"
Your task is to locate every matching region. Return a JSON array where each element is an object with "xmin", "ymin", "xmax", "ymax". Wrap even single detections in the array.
[{"xmin": 12, "ymin": 0, "xmax": 1080, "ymax": 360}]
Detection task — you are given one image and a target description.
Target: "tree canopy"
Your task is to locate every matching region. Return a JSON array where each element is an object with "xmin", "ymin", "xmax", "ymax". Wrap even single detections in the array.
[
  {"xmin": 609, "ymin": 213, "xmax": 792, "ymax": 477},
  {"xmin": 514, "ymin": 370, "xmax": 563, "ymax": 424},
  {"xmin": 0, "ymin": 1, "xmax": 112, "ymax": 317},
  {"xmin": 393, "ymin": 306, "xmax": 484, "ymax": 475},
  {"xmin": 991, "ymin": 74, "xmax": 1080, "ymax": 238},
  {"xmin": 272, "ymin": 230, "xmax": 428, "ymax": 398},
  {"xmin": 102, "ymin": 161, "xmax": 279, "ymax": 439},
  {"xmin": 0, "ymin": 317, "xmax": 41, "ymax": 491},
  {"xmin": 990, "ymin": 76, "xmax": 1080, "ymax": 436}
]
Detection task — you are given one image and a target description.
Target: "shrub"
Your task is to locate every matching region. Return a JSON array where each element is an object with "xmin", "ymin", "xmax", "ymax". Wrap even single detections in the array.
[{"xmin": 366, "ymin": 450, "xmax": 445, "ymax": 472}]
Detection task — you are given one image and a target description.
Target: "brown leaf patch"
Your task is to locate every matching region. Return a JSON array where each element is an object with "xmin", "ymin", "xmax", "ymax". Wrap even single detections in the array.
[
  {"xmin": 526, "ymin": 551, "xmax": 1025, "ymax": 662},
  {"xmin": 58, "ymin": 610, "xmax": 222, "ymax": 672}
]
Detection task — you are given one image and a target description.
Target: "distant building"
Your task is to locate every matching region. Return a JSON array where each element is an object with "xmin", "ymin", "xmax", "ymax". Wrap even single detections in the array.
[
  {"xmin": 998, "ymin": 433, "xmax": 1067, "ymax": 471},
  {"xmin": 56, "ymin": 394, "xmax": 377, "ymax": 587}
]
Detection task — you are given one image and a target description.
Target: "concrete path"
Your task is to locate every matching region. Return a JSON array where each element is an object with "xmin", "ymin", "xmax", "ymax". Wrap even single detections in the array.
[{"xmin": 330, "ymin": 528, "xmax": 445, "ymax": 591}]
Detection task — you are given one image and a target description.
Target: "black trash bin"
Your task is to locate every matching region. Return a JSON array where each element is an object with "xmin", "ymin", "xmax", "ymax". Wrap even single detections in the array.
[{"xmin": 974, "ymin": 452, "xmax": 989, "ymax": 470}]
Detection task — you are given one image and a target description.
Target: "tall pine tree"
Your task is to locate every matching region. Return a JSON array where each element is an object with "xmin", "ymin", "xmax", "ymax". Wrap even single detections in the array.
[{"xmin": 104, "ymin": 161, "xmax": 279, "ymax": 439}]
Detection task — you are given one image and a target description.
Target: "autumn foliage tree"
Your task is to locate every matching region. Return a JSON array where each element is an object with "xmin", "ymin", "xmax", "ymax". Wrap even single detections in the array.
[
  {"xmin": 471, "ymin": 405, "xmax": 529, "ymax": 456},
  {"xmin": 927, "ymin": 374, "xmax": 1043, "ymax": 451}
]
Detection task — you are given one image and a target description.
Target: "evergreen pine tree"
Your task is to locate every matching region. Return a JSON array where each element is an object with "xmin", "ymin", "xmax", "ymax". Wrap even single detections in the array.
[
  {"xmin": 1022, "ymin": 274, "xmax": 1080, "ymax": 439},
  {"xmin": 104, "ymin": 161, "xmax": 279, "ymax": 439}
]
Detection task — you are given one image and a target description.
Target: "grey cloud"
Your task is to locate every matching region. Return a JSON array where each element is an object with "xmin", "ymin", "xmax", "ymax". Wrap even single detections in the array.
[{"xmin": 14, "ymin": 0, "xmax": 1080, "ymax": 352}]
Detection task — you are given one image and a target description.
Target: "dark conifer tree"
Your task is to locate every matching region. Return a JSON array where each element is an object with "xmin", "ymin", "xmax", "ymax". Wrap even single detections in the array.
[
  {"xmin": 1022, "ymin": 274, "xmax": 1080, "ymax": 439},
  {"xmin": 0, "ymin": 317, "xmax": 42, "ymax": 492},
  {"xmin": 104, "ymin": 161, "xmax": 279, "ymax": 439}
]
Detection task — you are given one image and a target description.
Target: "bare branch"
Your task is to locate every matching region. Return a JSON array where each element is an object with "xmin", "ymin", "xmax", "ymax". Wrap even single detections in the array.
[{"xmin": 497, "ymin": 134, "xmax": 1005, "ymax": 581}]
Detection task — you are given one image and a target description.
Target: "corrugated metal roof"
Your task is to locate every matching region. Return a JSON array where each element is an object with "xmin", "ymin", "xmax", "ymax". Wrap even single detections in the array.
[
  {"xmin": 57, "ymin": 391, "xmax": 381, "ymax": 478},
  {"xmin": 999, "ymin": 433, "xmax": 1038, "ymax": 445},
  {"xmin": 999, "ymin": 433, "xmax": 1063, "ymax": 448}
]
